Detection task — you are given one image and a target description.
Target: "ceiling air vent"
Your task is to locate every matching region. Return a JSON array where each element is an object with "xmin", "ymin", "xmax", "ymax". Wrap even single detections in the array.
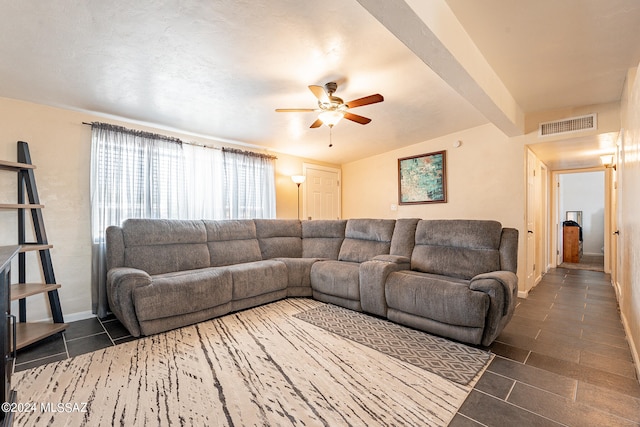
[{"xmin": 538, "ymin": 113, "xmax": 597, "ymax": 137}]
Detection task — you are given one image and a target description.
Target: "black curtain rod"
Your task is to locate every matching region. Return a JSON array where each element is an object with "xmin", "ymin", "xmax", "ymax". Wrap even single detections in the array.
[{"xmin": 82, "ymin": 121, "xmax": 277, "ymax": 159}]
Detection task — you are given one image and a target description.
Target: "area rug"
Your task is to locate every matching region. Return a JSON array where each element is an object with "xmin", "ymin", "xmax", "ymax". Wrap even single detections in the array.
[
  {"xmin": 11, "ymin": 299, "xmax": 481, "ymax": 426},
  {"xmin": 294, "ymin": 304, "xmax": 491, "ymax": 385}
]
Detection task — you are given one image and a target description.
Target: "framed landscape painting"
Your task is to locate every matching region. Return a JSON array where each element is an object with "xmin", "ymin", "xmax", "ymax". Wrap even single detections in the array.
[{"xmin": 398, "ymin": 150, "xmax": 447, "ymax": 204}]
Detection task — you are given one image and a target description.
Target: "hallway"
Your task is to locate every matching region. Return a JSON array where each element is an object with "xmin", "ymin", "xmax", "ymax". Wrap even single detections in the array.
[{"xmin": 454, "ymin": 267, "xmax": 640, "ymax": 425}]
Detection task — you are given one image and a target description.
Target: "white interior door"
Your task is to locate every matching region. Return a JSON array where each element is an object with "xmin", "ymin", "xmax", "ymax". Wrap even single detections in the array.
[{"xmin": 303, "ymin": 164, "xmax": 341, "ymax": 220}]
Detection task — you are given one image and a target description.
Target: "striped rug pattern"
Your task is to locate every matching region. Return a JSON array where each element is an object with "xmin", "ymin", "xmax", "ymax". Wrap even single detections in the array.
[{"xmin": 12, "ymin": 299, "xmax": 481, "ymax": 426}]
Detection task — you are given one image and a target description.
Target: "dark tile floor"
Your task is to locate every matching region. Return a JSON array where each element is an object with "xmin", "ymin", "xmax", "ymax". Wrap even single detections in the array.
[
  {"xmin": 452, "ymin": 267, "xmax": 640, "ymax": 426},
  {"xmin": 13, "ymin": 267, "xmax": 640, "ymax": 426},
  {"xmin": 13, "ymin": 314, "xmax": 136, "ymax": 372}
]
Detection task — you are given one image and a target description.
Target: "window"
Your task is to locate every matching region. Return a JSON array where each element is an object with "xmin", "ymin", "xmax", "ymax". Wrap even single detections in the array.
[{"xmin": 89, "ymin": 122, "xmax": 276, "ymax": 317}]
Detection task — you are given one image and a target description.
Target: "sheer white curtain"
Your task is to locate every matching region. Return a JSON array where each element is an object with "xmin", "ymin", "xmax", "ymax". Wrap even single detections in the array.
[
  {"xmin": 222, "ymin": 148, "xmax": 276, "ymax": 219},
  {"xmin": 182, "ymin": 144, "xmax": 225, "ymax": 219},
  {"xmin": 90, "ymin": 124, "xmax": 186, "ymax": 317}
]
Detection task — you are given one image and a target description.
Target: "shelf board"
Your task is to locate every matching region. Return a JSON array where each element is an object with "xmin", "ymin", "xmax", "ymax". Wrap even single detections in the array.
[
  {"xmin": 0, "ymin": 203, "xmax": 45, "ymax": 209},
  {"xmin": 10, "ymin": 283, "xmax": 61, "ymax": 300},
  {"xmin": 14, "ymin": 322, "xmax": 68, "ymax": 350},
  {"xmin": 19, "ymin": 244, "xmax": 53, "ymax": 253},
  {"xmin": 0, "ymin": 159, "xmax": 35, "ymax": 171}
]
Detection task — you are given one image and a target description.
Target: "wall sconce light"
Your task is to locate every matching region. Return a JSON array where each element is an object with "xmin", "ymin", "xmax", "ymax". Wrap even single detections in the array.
[
  {"xmin": 600, "ymin": 154, "xmax": 616, "ymax": 170},
  {"xmin": 291, "ymin": 175, "xmax": 306, "ymax": 219}
]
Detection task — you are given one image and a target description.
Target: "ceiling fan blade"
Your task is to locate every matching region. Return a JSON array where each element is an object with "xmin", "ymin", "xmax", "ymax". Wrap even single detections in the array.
[
  {"xmin": 308, "ymin": 85, "xmax": 330, "ymax": 104},
  {"xmin": 275, "ymin": 108, "xmax": 317, "ymax": 112},
  {"xmin": 345, "ymin": 94, "xmax": 384, "ymax": 109},
  {"xmin": 310, "ymin": 118, "xmax": 323, "ymax": 128},
  {"xmin": 344, "ymin": 112, "xmax": 372, "ymax": 125}
]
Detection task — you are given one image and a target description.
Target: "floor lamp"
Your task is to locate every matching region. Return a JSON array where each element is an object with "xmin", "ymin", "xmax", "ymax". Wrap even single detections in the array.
[{"xmin": 291, "ymin": 175, "xmax": 306, "ymax": 219}]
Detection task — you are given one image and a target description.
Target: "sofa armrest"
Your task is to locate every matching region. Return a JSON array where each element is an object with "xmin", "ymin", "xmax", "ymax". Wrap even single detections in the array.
[
  {"xmin": 106, "ymin": 267, "xmax": 153, "ymax": 337},
  {"xmin": 469, "ymin": 271, "xmax": 518, "ymax": 346},
  {"xmin": 360, "ymin": 256, "xmax": 411, "ymax": 317},
  {"xmin": 470, "ymin": 271, "xmax": 517, "ymax": 315},
  {"xmin": 371, "ymin": 254, "xmax": 410, "ymax": 264},
  {"xmin": 106, "ymin": 225, "xmax": 125, "ymax": 271}
]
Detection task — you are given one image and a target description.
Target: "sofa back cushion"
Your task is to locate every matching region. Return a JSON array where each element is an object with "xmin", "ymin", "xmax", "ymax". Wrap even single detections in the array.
[
  {"xmin": 390, "ymin": 218, "xmax": 420, "ymax": 258},
  {"xmin": 412, "ymin": 220, "xmax": 502, "ymax": 280},
  {"xmin": 254, "ymin": 219, "xmax": 302, "ymax": 259},
  {"xmin": 302, "ymin": 220, "xmax": 347, "ymax": 259},
  {"xmin": 204, "ymin": 220, "xmax": 262, "ymax": 266},
  {"xmin": 338, "ymin": 219, "xmax": 396, "ymax": 263},
  {"xmin": 121, "ymin": 219, "xmax": 210, "ymax": 275}
]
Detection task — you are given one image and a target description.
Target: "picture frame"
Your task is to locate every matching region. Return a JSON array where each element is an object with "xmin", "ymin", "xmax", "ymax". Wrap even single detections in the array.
[{"xmin": 398, "ymin": 150, "xmax": 447, "ymax": 204}]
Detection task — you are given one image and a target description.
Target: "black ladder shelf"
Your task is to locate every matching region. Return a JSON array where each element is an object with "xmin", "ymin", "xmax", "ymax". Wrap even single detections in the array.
[{"xmin": 0, "ymin": 141, "xmax": 66, "ymax": 350}]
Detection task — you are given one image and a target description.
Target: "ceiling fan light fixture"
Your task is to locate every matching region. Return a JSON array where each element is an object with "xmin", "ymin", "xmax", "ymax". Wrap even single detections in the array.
[{"xmin": 318, "ymin": 110, "xmax": 344, "ymax": 127}]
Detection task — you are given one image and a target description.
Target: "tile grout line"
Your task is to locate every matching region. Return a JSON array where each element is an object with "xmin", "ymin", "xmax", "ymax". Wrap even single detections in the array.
[
  {"xmin": 454, "ymin": 411, "xmax": 490, "ymax": 426},
  {"xmin": 504, "ymin": 380, "xmax": 517, "ymax": 401},
  {"xmin": 97, "ymin": 316, "xmax": 117, "ymax": 347},
  {"xmin": 13, "ymin": 352, "xmax": 67, "ymax": 372},
  {"xmin": 471, "ymin": 388, "xmax": 572, "ymax": 427},
  {"xmin": 62, "ymin": 332, "xmax": 70, "ymax": 359},
  {"xmin": 65, "ymin": 331, "xmax": 110, "ymax": 343}
]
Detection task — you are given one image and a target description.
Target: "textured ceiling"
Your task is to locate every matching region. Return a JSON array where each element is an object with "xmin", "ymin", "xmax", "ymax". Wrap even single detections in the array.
[
  {"xmin": 1, "ymin": 0, "xmax": 639, "ymax": 168},
  {"xmin": 446, "ymin": 0, "xmax": 640, "ymax": 112}
]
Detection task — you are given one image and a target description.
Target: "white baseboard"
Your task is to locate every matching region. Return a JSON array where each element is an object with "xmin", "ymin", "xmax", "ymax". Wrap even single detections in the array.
[
  {"xmin": 33, "ymin": 310, "xmax": 96, "ymax": 324},
  {"xmin": 620, "ymin": 310, "xmax": 640, "ymax": 385},
  {"xmin": 612, "ymin": 279, "xmax": 640, "ymax": 385},
  {"xmin": 63, "ymin": 310, "xmax": 96, "ymax": 323}
]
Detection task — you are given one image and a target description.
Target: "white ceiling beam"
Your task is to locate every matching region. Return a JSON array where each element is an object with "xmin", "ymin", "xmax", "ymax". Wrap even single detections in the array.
[{"xmin": 357, "ymin": 0, "xmax": 524, "ymax": 136}]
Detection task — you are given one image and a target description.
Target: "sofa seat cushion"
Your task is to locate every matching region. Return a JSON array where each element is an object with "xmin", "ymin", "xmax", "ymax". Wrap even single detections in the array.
[
  {"xmin": 223, "ymin": 260, "xmax": 288, "ymax": 300},
  {"xmin": 273, "ymin": 257, "xmax": 321, "ymax": 288},
  {"xmin": 310, "ymin": 260, "xmax": 360, "ymax": 301},
  {"xmin": 386, "ymin": 270, "xmax": 489, "ymax": 328},
  {"xmin": 133, "ymin": 268, "xmax": 232, "ymax": 321}
]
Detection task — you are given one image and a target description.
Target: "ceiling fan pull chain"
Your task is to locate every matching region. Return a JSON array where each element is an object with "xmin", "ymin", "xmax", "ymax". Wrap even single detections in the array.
[{"xmin": 329, "ymin": 126, "xmax": 333, "ymax": 147}]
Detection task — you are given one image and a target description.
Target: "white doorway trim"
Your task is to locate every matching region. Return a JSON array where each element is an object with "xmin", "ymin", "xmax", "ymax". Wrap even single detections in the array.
[{"xmin": 550, "ymin": 166, "xmax": 608, "ymax": 272}]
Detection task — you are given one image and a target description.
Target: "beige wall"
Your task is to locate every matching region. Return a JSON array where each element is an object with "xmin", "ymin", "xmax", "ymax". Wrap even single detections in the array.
[
  {"xmin": 275, "ymin": 153, "xmax": 340, "ymax": 220},
  {"xmin": 0, "ymin": 97, "xmax": 330, "ymax": 321},
  {"xmin": 619, "ymin": 66, "xmax": 640, "ymax": 373},
  {"xmin": 0, "ymin": 98, "xmax": 93, "ymax": 322},
  {"xmin": 342, "ymin": 123, "xmax": 527, "ymax": 288}
]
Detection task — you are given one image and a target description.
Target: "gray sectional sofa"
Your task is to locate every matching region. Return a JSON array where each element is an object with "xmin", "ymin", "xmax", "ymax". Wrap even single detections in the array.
[{"xmin": 106, "ymin": 218, "xmax": 518, "ymax": 346}]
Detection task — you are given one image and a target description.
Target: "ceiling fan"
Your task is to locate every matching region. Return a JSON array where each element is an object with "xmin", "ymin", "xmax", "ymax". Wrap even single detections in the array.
[{"xmin": 276, "ymin": 82, "xmax": 384, "ymax": 128}]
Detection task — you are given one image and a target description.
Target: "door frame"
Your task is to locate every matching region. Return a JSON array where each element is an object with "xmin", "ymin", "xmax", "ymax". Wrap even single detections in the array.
[
  {"xmin": 550, "ymin": 167, "xmax": 610, "ymax": 273},
  {"xmin": 302, "ymin": 163, "xmax": 342, "ymax": 220}
]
